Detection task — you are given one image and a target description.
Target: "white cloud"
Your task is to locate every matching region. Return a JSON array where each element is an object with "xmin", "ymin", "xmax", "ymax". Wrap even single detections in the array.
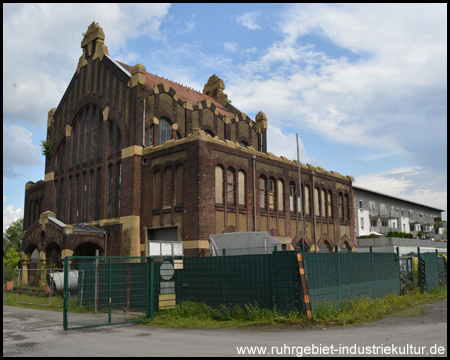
[
  {"xmin": 267, "ymin": 125, "xmax": 319, "ymax": 166},
  {"xmin": 177, "ymin": 14, "xmax": 195, "ymax": 35},
  {"xmin": 3, "ymin": 125, "xmax": 43, "ymax": 177},
  {"xmin": 3, "ymin": 3, "xmax": 172, "ymax": 126},
  {"xmin": 224, "ymin": 42, "xmax": 239, "ymax": 53},
  {"xmin": 236, "ymin": 11, "xmax": 261, "ymax": 30},
  {"xmin": 3, "ymin": 197, "xmax": 23, "ymax": 234},
  {"xmin": 355, "ymin": 168, "xmax": 447, "ymax": 212}
]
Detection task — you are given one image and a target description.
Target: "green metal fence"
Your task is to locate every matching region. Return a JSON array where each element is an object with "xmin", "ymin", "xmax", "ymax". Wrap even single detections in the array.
[
  {"xmin": 63, "ymin": 256, "xmax": 153, "ymax": 330},
  {"xmin": 418, "ymin": 251, "xmax": 440, "ymax": 292},
  {"xmin": 437, "ymin": 256, "xmax": 447, "ymax": 285},
  {"xmin": 62, "ymin": 247, "xmax": 446, "ymax": 329},
  {"xmin": 172, "ymin": 251, "xmax": 303, "ymax": 312},
  {"xmin": 301, "ymin": 250, "xmax": 401, "ymax": 312}
]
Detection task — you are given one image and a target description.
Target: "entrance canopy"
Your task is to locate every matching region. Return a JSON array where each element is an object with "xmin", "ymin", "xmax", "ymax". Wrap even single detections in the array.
[{"xmin": 209, "ymin": 232, "xmax": 282, "ymax": 256}]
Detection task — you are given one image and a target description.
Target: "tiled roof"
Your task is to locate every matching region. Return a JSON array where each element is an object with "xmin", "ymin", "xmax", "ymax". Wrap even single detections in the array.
[{"xmin": 116, "ymin": 61, "xmax": 235, "ymax": 118}]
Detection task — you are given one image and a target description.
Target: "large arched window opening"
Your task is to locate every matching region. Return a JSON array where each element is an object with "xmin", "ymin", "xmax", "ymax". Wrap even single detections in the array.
[
  {"xmin": 304, "ymin": 186, "xmax": 311, "ymax": 216},
  {"xmin": 259, "ymin": 176, "xmax": 267, "ymax": 209},
  {"xmin": 227, "ymin": 168, "xmax": 235, "ymax": 205},
  {"xmin": 268, "ymin": 177, "xmax": 275, "ymax": 210},
  {"xmin": 159, "ymin": 118, "xmax": 171, "ymax": 145},
  {"xmin": 277, "ymin": 179, "xmax": 284, "ymax": 212},
  {"xmin": 238, "ymin": 171, "xmax": 246, "ymax": 206},
  {"xmin": 215, "ymin": 166, "xmax": 224, "ymax": 204}
]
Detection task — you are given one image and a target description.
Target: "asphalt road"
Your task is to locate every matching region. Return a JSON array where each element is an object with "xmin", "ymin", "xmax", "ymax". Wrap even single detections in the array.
[{"xmin": 3, "ymin": 301, "xmax": 447, "ymax": 357}]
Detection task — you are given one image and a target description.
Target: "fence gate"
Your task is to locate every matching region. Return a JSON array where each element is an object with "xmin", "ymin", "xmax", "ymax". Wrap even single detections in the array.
[{"xmin": 63, "ymin": 256, "xmax": 153, "ymax": 330}]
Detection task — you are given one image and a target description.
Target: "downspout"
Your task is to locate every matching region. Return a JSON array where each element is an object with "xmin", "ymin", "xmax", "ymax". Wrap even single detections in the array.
[
  {"xmin": 311, "ymin": 171, "xmax": 317, "ymax": 252},
  {"xmin": 104, "ymin": 232, "xmax": 108, "ymax": 256},
  {"xmin": 252, "ymin": 155, "xmax": 257, "ymax": 231},
  {"xmin": 143, "ymin": 95, "xmax": 146, "ymax": 146}
]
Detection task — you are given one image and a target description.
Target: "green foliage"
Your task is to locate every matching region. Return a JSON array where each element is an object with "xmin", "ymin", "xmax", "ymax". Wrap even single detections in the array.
[
  {"xmin": 387, "ymin": 231, "xmax": 412, "ymax": 238},
  {"xmin": 3, "ymin": 218, "xmax": 23, "ymax": 257},
  {"xmin": 3, "ymin": 248, "xmax": 21, "ymax": 271},
  {"xmin": 40, "ymin": 136, "xmax": 54, "ymax": 158}
]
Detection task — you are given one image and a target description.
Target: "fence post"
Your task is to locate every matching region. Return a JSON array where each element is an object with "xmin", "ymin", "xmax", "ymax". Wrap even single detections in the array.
[
  {"xmin": 63, "ymin": 256, "xmax": 68, "ymax": 331},
  {"xmin": 147, "ymin": 257, "xmax": 154, "ymax": 320},
  {"xmin": 396, "ymin": 247, "xmax": 401, "ymax": 294},
  {"xmin": 108, "ymin": 258, "xmax": 112, "ymax": 325},
  {"xmin": 335, "ymin": 245, "xmax": 341, "ymax": 303}
]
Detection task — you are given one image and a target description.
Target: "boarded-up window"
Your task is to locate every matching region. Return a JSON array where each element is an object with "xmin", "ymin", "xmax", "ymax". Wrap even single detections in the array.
[
  {"xmin": 277, "ymin": 180, "xmax": 284, "ymax": 211},
  {"xmin": 328, "ymin": 191, "xmax": 333, "ymax": 218},
  {"xmin": 227, "ymin": 168, "xmax": 235, "ymax": 205},
  {"xmin": 314, "ymin": 187, "xmax": 319, "ymax": 216},
  {"xmin": 304, "ymin": 186, "xmax": 310, "ymax": 215},
  {"xmin": 215, "ymin": 166, "xmax": 223, "ymax": 204},
  {"xmin": 321, "ymin": 189, "xmax": 326, "ymax": 217},
  {"xmin": 259, "ymin": 176, "xmax": 266, "ymax": 209},
  {"xmin": 344, "ymin": 194, "xmax": 349, "ymax": 221},
  {"xmin": 289, "ymin": 183, "xmax": 295, "ymax": 212},
  {"xmin": 268, "ymin": 178, "xmax": 275, "ymax": 210},
  {"xmin": 238, "ymin": 171, "xmax": 245, "ymax": 206},
  {"xmin": 339, "ymin": 193, "xmax": 344, "ymax": 220}
]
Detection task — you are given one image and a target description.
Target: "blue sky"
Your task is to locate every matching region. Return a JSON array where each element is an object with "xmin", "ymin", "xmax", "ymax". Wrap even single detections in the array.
[{"xmin": 3, "ymin": 3, "xmax": 447, "ymax": 232}]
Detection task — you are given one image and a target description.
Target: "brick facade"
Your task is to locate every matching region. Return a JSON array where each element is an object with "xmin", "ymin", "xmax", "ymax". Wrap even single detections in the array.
[{"xmin": 22, "ymin": 22, "xmax": 356, "ymax": 266}]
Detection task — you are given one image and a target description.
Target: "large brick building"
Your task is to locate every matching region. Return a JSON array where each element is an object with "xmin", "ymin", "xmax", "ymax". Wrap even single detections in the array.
[{"xmin": 22, "ymin": 22, "xmax": 356, "ymax": 269}]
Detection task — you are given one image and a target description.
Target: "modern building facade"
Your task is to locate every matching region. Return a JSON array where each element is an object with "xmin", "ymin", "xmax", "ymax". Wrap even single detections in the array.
[
  {"xmin": 22, "ymin": 23, "xmax": 357, "ymax": 272},
  {"xmin": 353, "ymin": 186, "xmax": 444, "ymax": 239}
]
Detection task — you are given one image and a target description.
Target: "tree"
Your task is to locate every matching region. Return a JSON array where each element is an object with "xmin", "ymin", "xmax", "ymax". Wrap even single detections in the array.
[
  {"xmin": 3, "ymin": 218, "xmax": 23, "ymax": 257},
  {"xmin": 3, "ymin": 247, "xmax": 20, "ymax": 270}
]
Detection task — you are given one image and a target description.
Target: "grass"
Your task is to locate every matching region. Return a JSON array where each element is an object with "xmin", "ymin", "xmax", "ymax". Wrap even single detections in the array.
[
  {"xmin": 145, "ymin": 283, "xmax": 447, "ymax": 329},
  {"xmin": 3, "ymin": 283, "xmax": 447, "ymax": 329}
]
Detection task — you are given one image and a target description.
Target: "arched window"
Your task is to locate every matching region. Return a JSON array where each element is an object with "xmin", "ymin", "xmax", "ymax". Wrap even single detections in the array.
[
  {"xmin": 117, "ymin": 163, "xmax": 122, "ymax": 217},
  {"xmin": 268, "ymin": 178, "xmax": 275, "ymax": 210},
  {"xmin": 91, "ymin": 106, "xmax": 98, "ymax": 161},
  {"xmin": 328, "ymin": 190, "xmax": 333, "ymax": 218},
  {"xmin": 96, "ymin": 168, "xmax": 102, "ymax": 220},
  {"xmin": 89, "ymin": 170, "xmax": 94, "ymax": 221},
  {"xmin": 344, "ymin": 194, "xmax": 350, "ymax": 221},
  {"xmin": 238, "ymin": 171, "xmax": 245, "ymax": 206},
  {"xmin": 148, "ymin": 124, "xmax": 154, "ymax": 146},
  {"xmin": 75, "ymin": 174, "xmax": 80, "ymax": 222},
  {"xmin": 339, "ymin": 193, "xmax": 344, "ymax": 220},
  {"xmin": 84, "ymin": 106, "xmax": 91, "ymax": 162},
  {"xmin": 109, "ymin": 121, "xmax": 115, "ymax": 155},
  {"xmin": 259, "ymin": 176, "xmax": 266, "ymax": 209},
  {"xmin": 215, "ymin": 166, "xmax": 224, "ymax": 204},
  {"xmin": 108, "ymin": 164, "xmax": 113, "ymax": 218},
  {"xmin": 239, "ymin": 140, "xmax": 248, "ymax": 147},
  {"xmin": 320, "ymin": 241, "xmax": 332, "ymax": 253},
  {"xmin": 289, "ymin": 182, "xmax": 295, "ymax": 212},
  {"xmin": 205, "ymin": 129, "xmax": 214, "ymax": 137},
  {"xmin": 159, "ymin": 118, "xmax": 171, "ymax": 145},
  {"xmin": 82, "ymin": 172, "xmax": 87, "ymax": 221},
  {"xmin": 227, "ymin": 168, "xmax": 235, "ymax": 205},
  {"xmin": 314, "ymin": 187, "xmax": 320, "ymax": 216},
  {"xmin": 277, "ymin": 180, "xmax": 284, "ymax": 212},
  {"xmin": 304, "ymin": 186, "xmax": 310, "ymax": 215},
  {"xmin": 69, "ymin": 177, "xmax": 73, "ymax": 223},
  {"xmin": 321, "ymin": 189, "xmax": 326, "ymax": 217}
]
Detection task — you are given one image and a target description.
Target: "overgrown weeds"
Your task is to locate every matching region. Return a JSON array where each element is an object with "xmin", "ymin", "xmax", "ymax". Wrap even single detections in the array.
[{"xmin": 147, "ymin": 284, "xmax": 446, "ymax": 329}]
